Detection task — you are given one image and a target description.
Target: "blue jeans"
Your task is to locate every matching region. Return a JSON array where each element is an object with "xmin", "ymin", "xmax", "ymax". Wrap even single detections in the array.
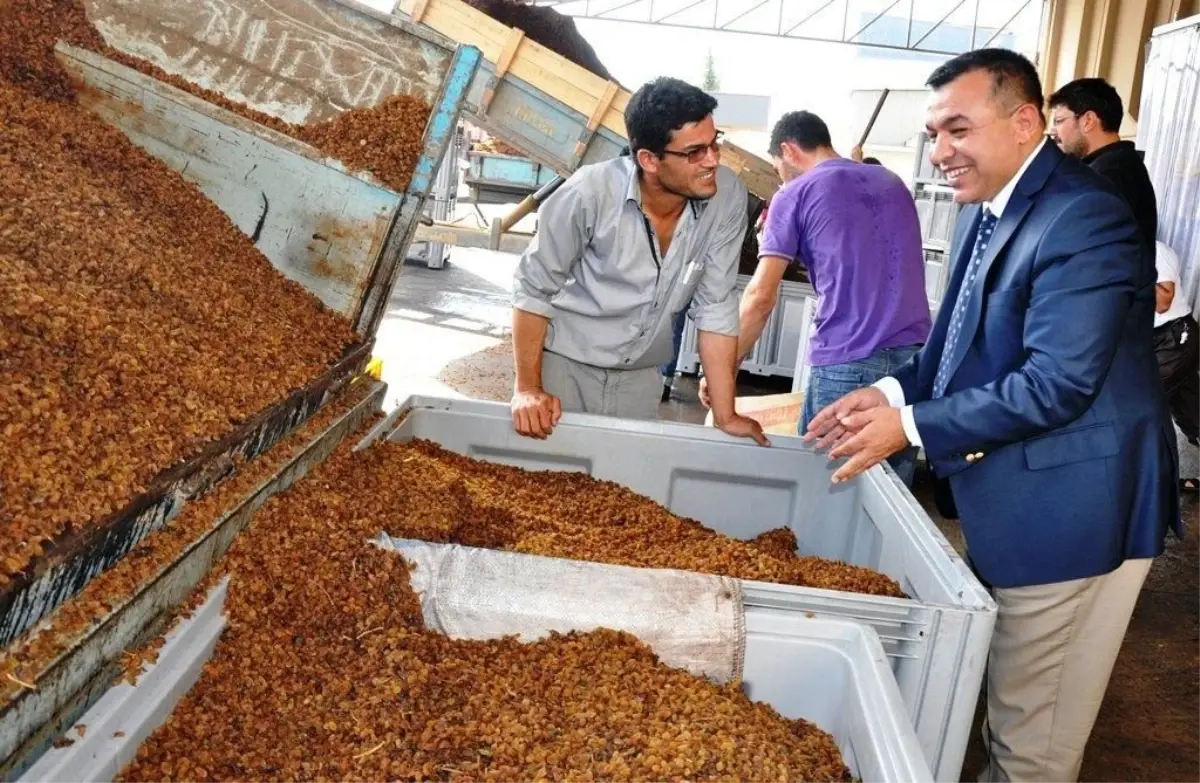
[{"xmin": 800, "ymin": 345, "xmax": 922, "ymax": 487}]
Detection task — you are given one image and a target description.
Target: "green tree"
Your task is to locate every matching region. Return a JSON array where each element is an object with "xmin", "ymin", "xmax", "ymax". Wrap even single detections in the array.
[{"xmin": 701, "ymin": 49, "xmax": 720, "ymax": 92}]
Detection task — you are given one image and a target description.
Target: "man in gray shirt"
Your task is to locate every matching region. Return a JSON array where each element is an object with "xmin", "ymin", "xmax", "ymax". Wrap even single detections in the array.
[{"xmin": 511, "ymin": 77, "xmax": 767, "ymax": 445}]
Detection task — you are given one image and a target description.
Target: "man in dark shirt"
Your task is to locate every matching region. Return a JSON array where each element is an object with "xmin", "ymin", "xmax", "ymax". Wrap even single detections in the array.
[
  {"xmin": 1048, "ymin": 78, "xmax": 1158, "ymax": 252},
  {"xmin": 1050, "ymin": 79, "xmax": 1195, "ymax": 494}
]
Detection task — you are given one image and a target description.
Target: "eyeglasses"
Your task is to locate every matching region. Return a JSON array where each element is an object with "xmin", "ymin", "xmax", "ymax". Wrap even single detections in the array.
[
  {"xmin": 1050, "ymin": 112, "xmax": 1077, "ymax": 128},
  {"xmin": 661, "ymin": 131, "xmax": 724, "ymax": 164}
]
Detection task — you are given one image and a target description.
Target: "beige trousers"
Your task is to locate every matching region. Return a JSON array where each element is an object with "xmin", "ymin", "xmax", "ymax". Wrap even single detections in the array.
[
  {"xmin": 979, "ymin": 557, "xmax": 1153, "ymax": 783},
  {"xmin": 541, "ymin": 351, "xmax": 662, "ymax": 420}
]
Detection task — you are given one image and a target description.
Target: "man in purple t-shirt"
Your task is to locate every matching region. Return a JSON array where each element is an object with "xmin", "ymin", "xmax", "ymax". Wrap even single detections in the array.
[{"xmin": 728, "ymin": 111, "xmax": 931, "ymax": 484}]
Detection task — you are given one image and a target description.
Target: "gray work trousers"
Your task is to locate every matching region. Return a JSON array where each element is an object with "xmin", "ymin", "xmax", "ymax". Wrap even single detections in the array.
[{"xmin": 542, "ymin": 351, "xmax": 661, "ymax": 420}]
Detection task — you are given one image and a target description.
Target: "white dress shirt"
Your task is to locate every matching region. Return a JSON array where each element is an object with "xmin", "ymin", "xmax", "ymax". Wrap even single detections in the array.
[
  {"xmin": 1154, "ymin": 240, "xmax": 1191, "ymax": 328},
  {"xmin": 875, "ymin": 138, "xmax": 1048, "ymax": 447}
]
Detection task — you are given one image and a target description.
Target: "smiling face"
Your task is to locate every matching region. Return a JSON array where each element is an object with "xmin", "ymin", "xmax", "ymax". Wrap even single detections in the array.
[
  {"xmin": 637, "ymin": 114, "xmax": 721, "ymax": 200},
  {"xmin": 924, "ymin": 69, "xmax": 1045, "ymax": 204}
]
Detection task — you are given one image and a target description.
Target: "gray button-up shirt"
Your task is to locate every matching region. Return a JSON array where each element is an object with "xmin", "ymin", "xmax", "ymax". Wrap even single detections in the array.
[{"xmin": 513, "ymin": 155, "xmax": 747, "ymax": 370}]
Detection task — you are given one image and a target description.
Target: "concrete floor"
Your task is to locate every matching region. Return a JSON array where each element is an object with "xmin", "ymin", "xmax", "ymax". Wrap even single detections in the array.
[{"xmin": 381, "ymin": 245, "xmax": 1199, "ymax": 783}]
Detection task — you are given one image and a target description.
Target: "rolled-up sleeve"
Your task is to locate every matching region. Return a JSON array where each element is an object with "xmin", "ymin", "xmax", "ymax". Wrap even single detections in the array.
[
  {"xmin": 512, "ymin": 174, "xmax": 593, "ymax": 318},
  {"xmin": 690, "ymin": 179, "xmax": 748, "ymax": 337}
]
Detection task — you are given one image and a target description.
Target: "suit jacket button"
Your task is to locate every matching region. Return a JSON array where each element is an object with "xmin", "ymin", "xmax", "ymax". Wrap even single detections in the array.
[
  {"xmin": 965, "ymin": 453, "xmax": 977, "ymax": 463},
  {"xmin": 974, "ymin": 451, "xmax": 985, "ymax": 460}
]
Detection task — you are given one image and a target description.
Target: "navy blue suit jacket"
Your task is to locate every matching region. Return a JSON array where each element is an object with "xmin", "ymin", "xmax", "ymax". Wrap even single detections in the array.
[{"xmin": 894, "ymin": 143, "xmax": 1181, "ymax": 589}]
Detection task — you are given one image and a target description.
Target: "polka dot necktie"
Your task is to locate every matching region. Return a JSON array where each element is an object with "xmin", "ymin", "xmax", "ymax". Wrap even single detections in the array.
[{"xmin": 933, "ymin": 209, "xmax": 997, "ymax": 399}]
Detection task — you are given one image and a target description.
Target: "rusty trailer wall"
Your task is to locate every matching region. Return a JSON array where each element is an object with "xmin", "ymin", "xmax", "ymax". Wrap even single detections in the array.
[
  {"xmin": 83, "ymin": 0, "xmax": 454, "ymax": 123},
  {"xmin": 0, "ymin": 3, "xmax": 480, "ymax": 759},
  {"xmin": 58, "ymin": 44, "xmax": 400, "ymax": 325}
]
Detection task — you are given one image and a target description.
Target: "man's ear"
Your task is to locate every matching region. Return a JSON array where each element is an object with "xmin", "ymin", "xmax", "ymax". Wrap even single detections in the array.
[
  {"xmin": 776, "ymin": 141, "xmax": 792, "ymax": 166},
  {"xmin": 1080, "ymin": 110, "xmax": 1100, "ymax": 134},
  {"xmin": 780, "ymin": 140, "xmax": 805, "ymax": 168},
  {"xmin": 636, "ymin": 148, "xmax": 660, "ymax": 175},
  {"xmin": 1014, "ymin": 103, "xmax": 1045, "ymax": 144}
]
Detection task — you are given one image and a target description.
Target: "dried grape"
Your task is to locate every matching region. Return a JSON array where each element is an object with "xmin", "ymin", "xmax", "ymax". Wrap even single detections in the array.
[
  {"xmin": 118, "ymin": 433, "xmax": 854, "ymax": 783},
  {"xmin": 0, "ymin": 0, "xmax": 430, "ymax": 587}
]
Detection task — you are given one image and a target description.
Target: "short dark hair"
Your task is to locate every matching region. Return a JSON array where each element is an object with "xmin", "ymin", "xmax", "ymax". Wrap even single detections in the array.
[
  {"xmin": 926, "ymin": 48, "xmax": 1044, "ymax": 110},
  {"xmin": 862, "ymin": 156, "xmax": 883, "ymax": 165},
  {"xmin": 625, "ymin": 77, "xmax": 717, "ymax": 161},
  {"xmin": 1048, "ymin": 78, "xmax": 1124, "ymax": 132},
  {"xmin": 768, "ymin": 111, "xmax": 832, "ymax": 157}
]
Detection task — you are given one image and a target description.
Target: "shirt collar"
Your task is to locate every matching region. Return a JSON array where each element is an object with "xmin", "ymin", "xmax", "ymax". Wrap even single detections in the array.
[
  {"xmin": 624, "ymin": 156, "xmax": 702, "ymax": 218},
  {"xmin": 984, "ymin": 137, "xmax": 1046, "ymax": 218},
  {"xmin": 1082, "ymin": 138, "xmax": 1133, "ymax": 165},
  {"xmin": 624, "ymin": 156, "xmax": 642, "ymax": 205}
]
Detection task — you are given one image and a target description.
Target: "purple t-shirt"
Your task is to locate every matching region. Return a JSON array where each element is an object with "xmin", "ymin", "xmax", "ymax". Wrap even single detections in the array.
[{"xmin": 760, "ymin": 159, "xmax": 931, "ymax": 367}]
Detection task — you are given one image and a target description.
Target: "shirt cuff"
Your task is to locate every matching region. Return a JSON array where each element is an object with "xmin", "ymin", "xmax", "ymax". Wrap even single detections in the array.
[
  {"xmin": 873, "ymin": 377, "xmax": 922, "ymax": 448},
  {"xmin": 512, "ymin": 292, "xmax": 556, "ymax": 319},
  {"xmin": 900, "ymin": 405, "xmax": 923, "ymax": 449},
  {"xmin": 692, "ymin": 300, "xmax": 740, "ymax": 338},
  {"xmin": 872, "ymin": 376, "xmax": 906, "ymax": 408}
]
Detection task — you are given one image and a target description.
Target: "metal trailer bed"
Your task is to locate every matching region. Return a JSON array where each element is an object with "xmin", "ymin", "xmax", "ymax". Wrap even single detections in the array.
[
  {"xmin": 466, "ymin": 150, "xmax": 561, "ymax": 202},
  {"xmin": 2, "ymin": 0, "xmax": 481, "ymax": 771},
  {"xmin": 0, "ymin": 0, "xmax": 479, "ymax": 648},
  {"xmin": 395, "ymin": 0, "xmax": 780, "ymax": 197}
]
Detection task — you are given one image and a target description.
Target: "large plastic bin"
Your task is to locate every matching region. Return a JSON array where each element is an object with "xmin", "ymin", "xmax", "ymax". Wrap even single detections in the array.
[
  {"xmin": 22, "ymin": 581, "xmax": 932, "ymax": 783},
  {"xmin": 361, "ymin": 395, "xmax": 995, "ymax": 781}
]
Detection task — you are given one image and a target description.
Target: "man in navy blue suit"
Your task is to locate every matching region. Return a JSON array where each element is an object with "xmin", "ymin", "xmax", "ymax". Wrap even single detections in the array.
[{"xmin": 806, "ymin": 50, "xmax": 1180, "ymax": 781}]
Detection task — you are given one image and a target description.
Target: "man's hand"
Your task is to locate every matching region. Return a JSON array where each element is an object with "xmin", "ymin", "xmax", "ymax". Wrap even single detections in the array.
[
  {"xmin": 804, "ymin": 386, "xmax": 889, "ymax": 449},
  {"xmin": 698, "ymin": 376, "xmax": 711, "ymax": 408},
  {"xmin": 826, "ymin": 407, "xmax": 908, "ymax": 484},
  {"xmin": 511, "ymin": 389, "xmax": 562, "ymax": 439},
  {"xmin": 715, "ymin": 413, "xmax": 771, "ymax": 447},
  {"xmin": 850, "ymin": 144, "xmax": 864, "ymax": 162}
]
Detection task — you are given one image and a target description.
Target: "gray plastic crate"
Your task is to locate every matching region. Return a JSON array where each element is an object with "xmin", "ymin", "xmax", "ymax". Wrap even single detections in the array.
[
  {"xmin": 677, "ymin": 277, "xmax": 815, "ymax": 380},
  {"xmin": 923, "ymin": 245, "xmax": 953, "ymax": 311},
  {"xmin": 362, "ymin": 395, "xmax": 995, "ymax": 781},
  {"xmin": 913, "ymin": 184, "xmax": 961, "ymax": 251},
  {"xmin": 23, "ymin": 580, "xmax": 932, "ymax": 783},
  {"xmin": 677, "ymin": 279, "xmax": 771, "ymax": 376},
  {"xmin": 790, "ymin": 293, "xmax": 820, "ymax": 394},
  {"xmin": 761, "ymin": 280, "xmax": 818, "ymax": 378}
]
